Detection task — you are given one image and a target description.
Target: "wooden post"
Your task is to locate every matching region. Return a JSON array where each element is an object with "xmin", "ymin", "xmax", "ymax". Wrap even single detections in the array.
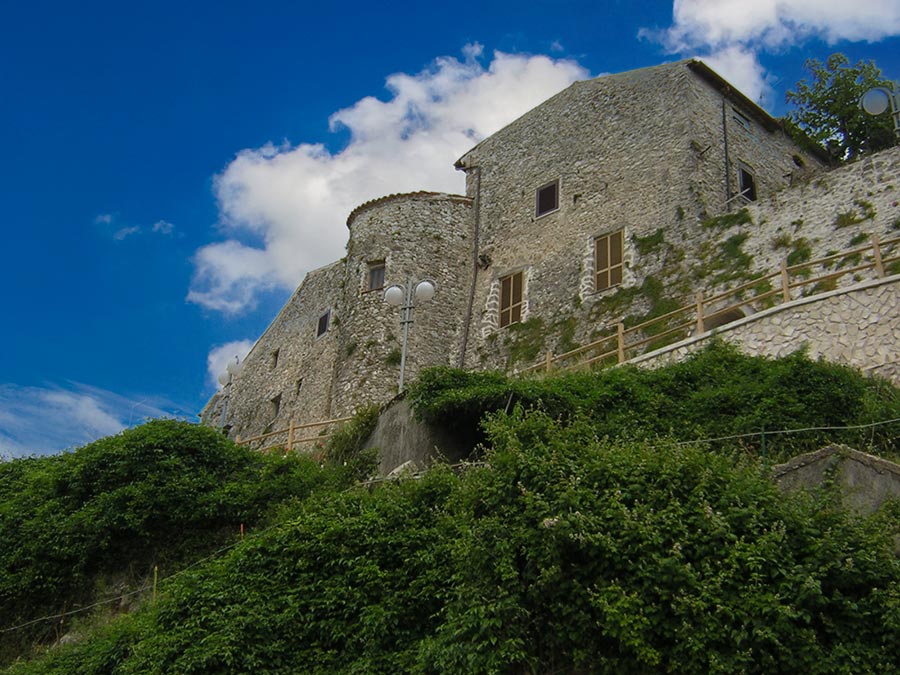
[
  {"xmin": 872, "ymin": 232, "xmax": 885, "ymax": 278},
  {"xmin": 287, "ymin": 420, "xmax": 295, "ymax": 451},
  {"xmin": 545, "ymin": 350, "xmax": 553, "ymax": 373},
  {"xmin": 780, "ymin": 259, "xmax": 791, "ymax": 303},
  {"xmin": 617, "ymin": 322, "xmax": 625, "ymax": 363},
  {"xmin": 695, "ymin": 290, "xmax": 705, "ymax": 334}
]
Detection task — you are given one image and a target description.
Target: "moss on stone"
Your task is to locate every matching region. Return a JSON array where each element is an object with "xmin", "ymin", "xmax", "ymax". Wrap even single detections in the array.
[
  {"xmin": 786, "ymin": 238, "xmax": 812, "ymax": 266},
  {"xmin": 503, "ymin": 317, "xmax": 547, "ymax": 366},
  {"xmin": 702, "ymin": 208, "xmax": 752, "ymax": 230},
  {"xmin": 632, "ymin": 229, "xmax": 665, "ymax": 255},
  {"xmin": 849, "ymin": 232, "xmax": 869, "ymax": 247}
]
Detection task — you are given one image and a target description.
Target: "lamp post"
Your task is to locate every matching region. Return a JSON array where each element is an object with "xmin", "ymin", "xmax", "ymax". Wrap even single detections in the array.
[
  {"xmin": 860, "ymin": 82, "xmax": 900, "ymax": 141},
  {"xmin": 383, "ymin": 278, "xmax": 436, "ymax": 392}
]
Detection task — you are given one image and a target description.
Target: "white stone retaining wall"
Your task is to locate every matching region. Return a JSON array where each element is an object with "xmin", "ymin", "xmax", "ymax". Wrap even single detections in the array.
[{"xmin": 630, "ymin": 275, "xmax": 900, "ymax": 385}]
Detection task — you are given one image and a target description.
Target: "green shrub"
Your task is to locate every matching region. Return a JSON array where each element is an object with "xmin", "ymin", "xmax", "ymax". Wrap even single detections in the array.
[
  {"xmin": 407, "ymin": 342, "xmax": 900, "ymax": 460},
  {"xmin": 12, "ymin": 412, "xmax": 900, "ymax": 674},
  {"xmin": 0, "ymin": 420, "xmax": 353, "ymax": 665}
]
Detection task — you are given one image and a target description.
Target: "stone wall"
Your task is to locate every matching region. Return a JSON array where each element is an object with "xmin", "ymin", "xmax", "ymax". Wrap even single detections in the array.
[
  {"xmin": 774, "ymin": 445, "xmax": 900, "ymax": 518},
  {"xmin": 200, "ymin": 58, "xmax": 899, "ymax": 448},
  {"xmin": 205, "ymin": 261, "xmax": 343, "ymax": 440},
  {"xmin": 202, "ymin": 193, "xmax": 473, "ymax": 442},
  {"xmin": 331, "ymin": 193, "xmax": 473, "ymax": 417},
  {"xmin": 630, "ymin": 275, "xmax": 900, "ymax": 386},
  {"xmin": 454, "ymin": 60, "xmax": 827, "ymax": 372}
]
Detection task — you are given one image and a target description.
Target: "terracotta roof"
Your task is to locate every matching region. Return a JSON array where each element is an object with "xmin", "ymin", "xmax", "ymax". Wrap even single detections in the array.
[{"xmin": 346, "ymin": 191, "xmax": 471, "ymax": 228}]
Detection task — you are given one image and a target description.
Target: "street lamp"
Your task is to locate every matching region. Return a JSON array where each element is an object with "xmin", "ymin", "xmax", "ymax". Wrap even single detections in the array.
[
  {"xmin": 860, "ymin": 82, "xmax": 900, "ymax": 141},
  {"xmin": 383, "ymin": 278, "xmax": 436, "ymax": 392}
]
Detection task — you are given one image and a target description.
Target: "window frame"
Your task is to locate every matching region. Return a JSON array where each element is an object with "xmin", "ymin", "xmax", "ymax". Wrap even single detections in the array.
[
  {"xmin": 498, "ymin": 270, "xmax": 525, "ymax": 328},
  {"xmin": 731, "ymin": 107, "xmax": 752, "ymax": 132},
  {"xmin": 594, "ymin": 229, "xmax": 624, "ymax": 293},
  {"xmin": 737, "ymin": 164, "xmax": 757, "ymax": 202},
  {"xmin": 366, "ymin": 261, "xmax": 386, "ymax": 292},
  {"xmin": 535, "ymin": 179, "xmax": 560, "ymax": 218},
  {"xmin": 316, "ymin": 310, "xmax": 331, "ymax": 337}
]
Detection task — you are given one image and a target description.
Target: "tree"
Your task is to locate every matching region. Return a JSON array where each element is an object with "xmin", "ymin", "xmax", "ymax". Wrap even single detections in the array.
[{"xmin": 785, "ymin": 53, "xmax": 897, "ymax": 162}]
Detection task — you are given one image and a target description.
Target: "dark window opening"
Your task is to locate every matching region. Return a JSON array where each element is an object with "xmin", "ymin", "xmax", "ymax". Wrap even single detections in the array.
[
  {"xmin": 368, "ymin": 262, "xmax": 385, "ymax": 291},
  {"xmin": 499, "ymin": 271, "xmax": 524, "ymax": 328},
  {"xmin": 595, "ymin": 230, "xmax": 624, "ymax": 291},
  {"xmin": 270, "ymin": 349, "xmax": 279, "ymax": 370},
  {"xmin": 296, "ymin": 378, "xmax": 304, "ymax": 395},
  {"xmin": 738, "ymin": 167, "xmax": 757, "ymax": 201},
  {"xmin": 317, "ymin": 311, "xmax": 330, "ymax": 337},
  {"xmin": 269, "ymin": 393, "xmax": 281, "ymax": 419},
  {"xmin": 536, "ymin": 180, "xmax": 559, "ymax": 217}
]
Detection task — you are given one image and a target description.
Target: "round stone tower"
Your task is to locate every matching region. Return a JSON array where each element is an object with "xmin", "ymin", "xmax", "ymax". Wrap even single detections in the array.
[{"xmin": 330, "ymin": 191, "xmax": 472, "ymax": 415}]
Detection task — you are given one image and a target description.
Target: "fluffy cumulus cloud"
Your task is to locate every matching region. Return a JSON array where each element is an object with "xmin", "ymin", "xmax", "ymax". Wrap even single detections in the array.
[
  {"xmin": 188, "ymin": 45, "xmax": 588, "ymax": 315},
  {"xmin": 0, "ymin": 383, "xmax": 171, "ymax": 458},
  {"xmin": 644, "ymin": 0, "xmax": 900, "ymax": 103},
  {"xmin": 207, "ymin": 340, "xmax": 255, "ymax": 389}
]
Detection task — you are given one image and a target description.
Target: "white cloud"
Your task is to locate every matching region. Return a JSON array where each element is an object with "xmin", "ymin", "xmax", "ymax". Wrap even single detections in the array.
[
  {"xmin": 698, "ymin": 45, "xmax": 772, "ymax": 103},
  {"xmin": 113, "ymin": 225, "xmax": 141, "ymax": 241},
  {"xmin": 187, "ymin": 241, "xmax": 277, "ymax": 314},
  {"xmin": 207, "ymin": 340, "xmax": 255, "ymax": 389},
  {"xmin": 662, "ymin": 0, "xmax": 900, "ymax": 51},
  {"xmin": 644, "ymin": 0, "xmax": 900, "ymax": 106},
  {"xmin": 95, "ymin": 213, "xmax": 113, "ymax": 224},
  {"xmin": 0, "ymin": 383, "xmax": 171, "ymax": 458},
  {"xmin": 152, "ymin": 220, "xmax": 175, "ymax": 235},
  {"xmin": 188, "ymin": 46, "xmax": 588, "ymax": 315}
]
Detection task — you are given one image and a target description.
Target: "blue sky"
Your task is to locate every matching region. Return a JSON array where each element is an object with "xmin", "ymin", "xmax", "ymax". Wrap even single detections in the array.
[{"xmin": 2, "ymin": 0, "xmax": 899, "ymax": 457}]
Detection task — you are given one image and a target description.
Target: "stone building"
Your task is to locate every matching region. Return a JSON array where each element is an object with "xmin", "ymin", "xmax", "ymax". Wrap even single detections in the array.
[{"xmin": 201, "ymin": 59, "xmax": 900, "ymax": 444}]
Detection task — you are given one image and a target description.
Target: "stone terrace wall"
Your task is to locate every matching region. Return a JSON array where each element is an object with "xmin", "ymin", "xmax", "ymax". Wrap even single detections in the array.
[
  {"xmin": 734, "ymin": 146, "xmax": 900, "ymax": 280},
  {"xmin": 630, "ymin": 275, "xmax": 900, "ymax": 385}
]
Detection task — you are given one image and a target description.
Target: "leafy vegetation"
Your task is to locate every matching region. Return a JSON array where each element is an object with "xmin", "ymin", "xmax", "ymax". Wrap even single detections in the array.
[
  {"xmin": 701, "ymin": 208, "xmax": 752, "ymax": 230},
  {"xmin": 0, "ymin": 421, "xmax": 361, "ymax": 666},
  {"xmin": 7, "ymin": 400, "xmax": 900, "ymax": 673},
  {"xmin": 786, "ymin": 53, "xmax": 898, "ymax": 162},
  {"xmin": 409, "ymin": 342, "xmax": 900, "ymax": 461},
  {"xmin": 4, "ymin": 346, "xmax": 900, "ymax": 673}
]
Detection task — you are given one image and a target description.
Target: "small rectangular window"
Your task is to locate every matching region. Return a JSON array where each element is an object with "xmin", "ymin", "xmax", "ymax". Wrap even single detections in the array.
[
  {"xmin": 367, "ymin": 262, "xmax": 385, "ymax": 291},
  {"xmin": 595, "ymin": 230, "xmax": 624, "ymax": 292},
  {"xmin": 535, "ymin": 180, "xmax": 559, "ymax": 217},
  {"xmin": 738, "ymin": 166, "xmax": 757, "ymax": 201},
  {"xmin": 317, "ymin": 311, "xmax": 330, "ymax": 337},
  {"xmin": 732, "ymin": 108, "xmax": 751, "ymax": 131},
  {"xmin": 499, "ymin": 271, "xmax": 524, "ymax": 328},
  {"xmin": 270, "ymin": 349, "xmax": 279, "ymax": 370},
  {"xmin": 295, "ymin": 378, "xmax": 303, "ymax": 395},
  {"xmin": 269, "ymin": 393, "xmax": 281, "ymax": 419}
]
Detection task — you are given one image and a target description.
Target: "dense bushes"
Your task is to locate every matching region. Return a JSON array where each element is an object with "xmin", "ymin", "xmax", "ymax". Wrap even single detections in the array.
[
  {"xmin": 408, "ymin": 342, "xmax": 900, "ymax": 460},
  {"xmin": 5, "ymin": 347, "xmax": 900, "ymax": 673},
  {"xmin": 8, "ymin": 409, "xmax": 900, "ymax": 674},
  {"xmin": 0, "ymin": 420, "xmax": 359, "ymax": 665}
]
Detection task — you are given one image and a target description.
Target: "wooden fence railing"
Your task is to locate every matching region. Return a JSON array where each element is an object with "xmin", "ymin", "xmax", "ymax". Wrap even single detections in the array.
[
  {"xmin": 519, "ymin": 233, "xmax": 900, "ymax": 375},
  {"xmin": 235, "ymin": 416, "xmax": 353, "ymax": 452}
]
